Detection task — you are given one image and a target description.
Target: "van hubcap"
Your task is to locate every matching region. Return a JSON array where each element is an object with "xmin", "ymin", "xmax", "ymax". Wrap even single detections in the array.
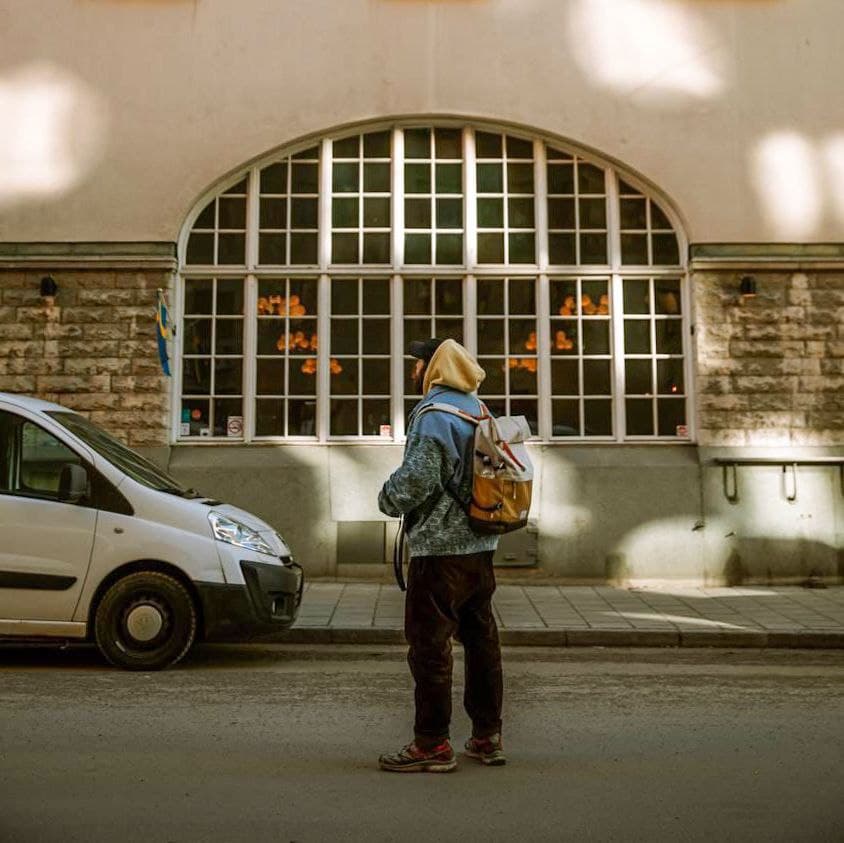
[{"xmin": 125, "ymin": 604, "xmax": 165, "ymax": 642}]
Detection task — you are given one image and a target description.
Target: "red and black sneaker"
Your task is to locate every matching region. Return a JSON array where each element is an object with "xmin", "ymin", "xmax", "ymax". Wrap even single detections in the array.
[
  {"xmin": 378, "ymin": 740, "xmax": 457, "ymax": 773},
  {"xmin": 464, "ymin": 733, "xmax": 506, "ymax": 766}
]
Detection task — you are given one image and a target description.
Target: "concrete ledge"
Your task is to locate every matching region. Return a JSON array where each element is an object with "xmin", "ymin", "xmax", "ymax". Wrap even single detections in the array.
[{"xmin": 680, "ymin": 630, "xmax": 769, "ymax": 648}]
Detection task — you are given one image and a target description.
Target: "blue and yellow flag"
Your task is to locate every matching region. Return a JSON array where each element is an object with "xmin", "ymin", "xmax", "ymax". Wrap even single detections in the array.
[{"xmin": 156, "ymin": 289, "xmax": 171, "ymax": 377}]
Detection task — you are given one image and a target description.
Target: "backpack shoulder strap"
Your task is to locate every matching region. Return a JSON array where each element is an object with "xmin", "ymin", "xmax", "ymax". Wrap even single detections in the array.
[{"xmin": 415, "ymin": 402, "xmax": 482, "ymax": 426}]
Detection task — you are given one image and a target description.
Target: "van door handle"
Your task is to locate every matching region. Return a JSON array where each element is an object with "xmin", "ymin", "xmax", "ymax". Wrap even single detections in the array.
[{"xmin": 114, "ymin": 527, "xmax": 124, "ymax": 534}]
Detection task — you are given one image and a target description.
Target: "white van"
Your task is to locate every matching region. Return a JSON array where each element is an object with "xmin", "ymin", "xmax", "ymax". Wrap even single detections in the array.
[{"xmin": 0, "ymin": 393, "xmax": 303, "ymax": 670}]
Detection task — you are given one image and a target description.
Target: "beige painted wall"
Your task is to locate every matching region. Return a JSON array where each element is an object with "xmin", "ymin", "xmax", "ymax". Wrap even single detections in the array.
[{"xmin": 1, "ymin": 0, "xmax": 843, "ymax": 244}]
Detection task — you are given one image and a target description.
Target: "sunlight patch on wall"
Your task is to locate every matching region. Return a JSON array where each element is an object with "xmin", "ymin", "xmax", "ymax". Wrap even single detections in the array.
[
  {"xmin": 822, "ymin": 134, "xmax": 844, "ymax": 228},
  {"xmin": 567, "ymin": 0, "xmax": 724, "ymax": 102},
  {"xmin": 751, "ymin": 131, "xmax": 821, "ymax": 239},
  {"xmin": 0, "ymin": 63, "xmax": 107, "ymax": 208}
]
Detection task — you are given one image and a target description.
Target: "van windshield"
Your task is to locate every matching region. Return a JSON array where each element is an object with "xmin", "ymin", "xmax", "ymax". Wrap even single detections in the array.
[{"xmin": 46, "ymin": 411, "xmax": 197, "ymax": 496}]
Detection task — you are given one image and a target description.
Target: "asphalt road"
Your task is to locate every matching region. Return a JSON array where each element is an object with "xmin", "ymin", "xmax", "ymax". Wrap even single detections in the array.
[{"xmin": 0, "ymin": 644, "xmax": 842, "ymax": 843}]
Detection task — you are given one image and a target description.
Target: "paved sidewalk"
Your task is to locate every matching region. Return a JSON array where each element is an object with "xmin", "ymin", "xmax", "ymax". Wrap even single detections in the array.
[{"xmin": 280, "ymin": 583, "xmax": 844, "ymax": 648}]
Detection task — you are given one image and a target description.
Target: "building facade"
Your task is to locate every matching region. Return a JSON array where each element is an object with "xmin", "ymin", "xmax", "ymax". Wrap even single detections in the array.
[{"xmin": 1, "ymin": 0, "xmax": 842, "ymax": 583}]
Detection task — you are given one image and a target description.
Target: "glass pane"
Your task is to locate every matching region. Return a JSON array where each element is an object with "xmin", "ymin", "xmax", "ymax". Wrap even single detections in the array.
[
  {"xmin": 255, "ymin": 399, "xmax": 284, "ymax": 436},
  {"xmin": 546, "ymin": 146, "xmax": 573, "ymax": 162},
  {"xmin": 436, "ymin": 198, "xmax": 462, "ymax": 229},
  {"xmin": 184, "ymin": 318, "xmax": 212, "ymax": 355},
  {"xmin": 364, "ymin": 131, "xmax": 391, "ymax": 158},
  {"xmin": 194, "ymin": 201, "xmax": 215, "ymax": 229},
  {"xmin": 478, "ymin": 319, "xmax": 504, "ymax": 354},
  {"xmin": 547, "ymin": 164, "xmax": 574, "ymax": 194},
  {"xmin": 362, "ymin": 399, "xmax": 391, "ymax": 435},
  {"xmin": 621, "ymin": 233, "xmax": 648, "ymax": 265},
  {"xmin": 578, "ymin": 163, "xmax": 605, "ymax": 194},
  {"xmin": 655, "ymin": 320, "xmax": 683, "ymax": 354},
  {"xmin": 181, "ymin": 399, "xmax": 209, "ymax": 435},
  {"xmin": 223, "ymin": 178, "xmax": 247, "ymax": 195},
  {"xmin": 478, "ymin": 233, "xmax": 504, "ymax": 263},
  {"xmin": 508, "ymin": 278, "xmax": 535, "ymax": 314},
  {"xmin": 626, "ymin": 399, "xmax": 654, "ymax": 435},
  {"xmin": 582, "ymin": 280, "xmax": 609, "ymax": 315},
  {"xmin": 333, "ymin": 136, "xmax": 359, "ymax": 158},
  {"xmin": 549, "ymin": 233, "xmax": 576, "ymax": 264},
  {"xmin": 508, "ymin": 233, "xmax": 535, "ymax": 263},
  {"xmin": 333, "ymin": 162, "xmax": 359, "ymax": 193},
  {"xmin": 507, "ymin": 163, "xmax": 533, "ymax": 193},
  {"xmin": 405, "ymin": 163, "xmax": 431, "ymax": 193},
  {"xmin": 186, "ymin": 232, "xmax": 214, "ymax": 265},
  {"xmin": 552, "ymin": 400, "xmax": 580, "ymax": 436},
  {"xmin": 436, "ymin": 234, "xmax": 463, "ymax": 264},
  {"xmin": 479, "ymin": 359, "xmax": 505, "ymax": 393},
  {"xmin": 624, "ymin": 320, "xmax": 651, "ymax": 354},
  {"xmin": 623, "ymin": 279, "xmax": 650, "ymax": 314},
  {"xmin": 404, "ymin": 128, "xmax": 431, "ymax": 160},
  {"xmin": 330, "ymin": 359, "xmax": 358, "ymax": 395},
  {"xmin": 507, "ymin": 136, "xmax": 533, "ymax": 159},
  {"xmin": 435, "ymin": 128, "xmax": 462, "ymax": 159},
  {"xmin": 363, "ymin": 279, "xmax": 390, "ymax": 315},
  {"xmin": 363, "ymin": 233, "xmax": 390, "ymax": 263},
  {"xmin": 508, "ymin": 197, "xmax": 535, "ymax": 228},
  {"xmin": 290, "ymin": 233, "xmax": 317, "ymax": 264},
  {"xmin": 331, "ymin": 278, "xmax": 358, "ymax": 315},
  {"xmin": 261, "ymin": 163, "xmax": 287, "ymax": 194},
  {"xmin": 580, "ymin": 233, "xmax": 608, "ymax": 264},
  {"xmin": 509, "ymin": 360, "xmax": 537, "ymax": 395},
  {"xmin": 362, "ymin": 319, "xmax": 390, "ymax": 354},
  {"xmin": 332, "ymin": 233, "xmax": 359, "ymax": 264},
  {"xmin": 215, "ymin": 320, "xmax": 243, "ymax": 355},
  {"xmin": 625, "ymin": 359, "xmax": 652, "ymax": 395},
  {"xmin": 404, "ymin": 318, "xmax": 430, "ymax": 346},
  {"xmin": 583, "ymin": 359, "xmax": 611, "ymax": 395},
  {"xmin": 333, "ymin": 197, "xmax": 358, "ymax": 228},
  {"xmin": 475, "ymin": 131, "xmax": 502, "ymax": 159},
  {"xmin": 551, "ymin": 359, "xmax": 578, "ymax": 395},
  {"xmin": 216, "ymin": 279, "xmax": 244, "ymax": 314},
  {"xmin": 477, "ymin": 163, "xmax": 503, "ymax": 193},
  {"xmin": 214, "ymin": 359, "xmax": 242, "ymax": 395},
  {"xmin": 261, "ymin": 198, "xmax": 287, "ymax": 229},
  {"xmin": 362, "ymin": 358, "xmax": 390, "ymax": 394},
  {"xmin": 651, "ymin": 202, "xmax": 673, "ymax": 230},
  {"xmin": 405, "ymin": 233, "xmax": 431, "ymax": 264},
  {"xmin": 657, "ymin": 399, "xmax": 686, "ymax": 436},
  {"xmin": 291, "ymin": 197, "xmax": 318, "ymax": 228},
  {"xmin": 290, "ymin": 279, "xmax": 318, "ymax": 314},
  {"xmin": 256, "ymin": 319, "xmax": 284, "ymax": 355},
  {"xmin": 620, "ymin": 197, "xmax": 647, "ymax": 229},
  {"xmin": 403, "ymin": 278, "xmax": 430, "ymax": 315},
  {"xmin": 405, "ymin": 198, "xmax": 431, "ymax": 229},
  {"xmin": 653, "ymin": 233, "xmax": 680, "ymax": 265},
  {"xmin": 550, "ymin": 280, "xmax": 578, "ymax": 315},
  {"xmin": 287, "ymin": 320, "xmax": 318, "ymax": 354},
  {"xmin": 655, "ymin": 279, "xmax": 682, "ymax": 315},
  {"xmin": 213, "ymin": 399, "xmax": 243, "ymax": 437},
  {"xmin": 510, "ymin": 399, "xmax": 538, "ymax": 435},
  {"xmin": 509, "ymin": 319, "xmax": 536, "ymax": 354},
  {"xmin": 182, "ymin": 358, "xmax": 211, "ymax": 394},
  {"xmin": 330, "ymin": 400, "xmax": 358, "ymax": 435},
  {"xmin": 291, "ymin": 163, "xmax": 318, "ymax": 194},
  {"xmin": 435, "ymin": 279, "xmax": 463, "ymax": 314},
  {"xmin": 435, "ymin": 318, "xmax": 463, "ymax": 343},
  {"xmin": 218, "ymin": 197, "xmax": 246, "ymax": 228},
  {"xmin": 364, "ymin": 197, "xmax": 390, "ymax": 227},
  {"xmin": 256, "ymin": 359, "xmax": 285, "ymax": 395},
  {"xmin": 478, "ymin": 198, "xmax": 504, "ymax": 228},
  {"xmin": 184, "ymin": 279, "xmax": 213, "ymax": 314},
  {"xmin": 364, "ymin": 162, "xmax": 390, "ymax": 193},
  {"xmin": 477, "ymin": 279, "xmax": 504, "ymax": 315},
  {"xmin": 582, "ymin": 321, "xmax": 610, "ymax": 354},
  {"xmin": 584, "ymin": 400, "xmax": 612, "ymax": 436},
  {"xmin": 331, "ymin": 320, "xmax": 358, "ymax": 355},
  {"xmin": 217, "ymin": 234, "xmax": 245, "ymax": 265},
  {"xmin": 435, "ymin": 163, "xmax": 462, "ymax": 194},
  {"xmin": 289, "ymin": 400, "xmax": 317, "ymax": 436},
  {"xmin": 551, "ymin": 320, "xmax": 577, "ymax": 353},
  {"xmin": 579, "ymin": 198, "xmax": 606, "ymax": 229},
  {"xmin": 657, "ymin": 359, "xmax": 684, "ymax": 395}
]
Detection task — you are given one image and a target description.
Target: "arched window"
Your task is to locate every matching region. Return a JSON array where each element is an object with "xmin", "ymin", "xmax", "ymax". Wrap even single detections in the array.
[{"xmin": 177, "ymin": 122, "xmax": 689, "ymax": 442}]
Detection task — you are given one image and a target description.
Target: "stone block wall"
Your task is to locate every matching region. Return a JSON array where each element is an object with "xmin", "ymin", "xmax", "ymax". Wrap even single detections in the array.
[
  {"xmin": 0, "ymin": 270, "xmax": 172, "ymax": 447},
  {"xmin": 693, "ymin": 270, "xmax": 844, "ymax": 446}
]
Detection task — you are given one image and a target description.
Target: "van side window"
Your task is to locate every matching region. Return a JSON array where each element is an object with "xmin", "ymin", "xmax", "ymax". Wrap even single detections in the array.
[{"xmin": 0, "ymin": 411, "xmax": 16, "ymax": 492}]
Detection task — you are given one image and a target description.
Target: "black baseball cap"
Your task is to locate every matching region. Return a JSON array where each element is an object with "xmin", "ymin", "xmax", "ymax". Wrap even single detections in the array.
[{"xmin": 408, "ymin": 337, "xmax": 444, "ymax": 363}]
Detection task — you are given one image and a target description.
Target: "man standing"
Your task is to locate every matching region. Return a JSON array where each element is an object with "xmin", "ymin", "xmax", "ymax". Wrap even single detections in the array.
[{"xmin": 377, "ymin": 338, "xmax": 506, "ymax": 773}]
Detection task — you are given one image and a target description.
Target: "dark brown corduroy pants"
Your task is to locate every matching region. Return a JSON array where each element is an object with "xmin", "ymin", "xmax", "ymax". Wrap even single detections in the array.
[{"xmin": 405, "ymin": 550, "xmax": 503, "ymax": 749}]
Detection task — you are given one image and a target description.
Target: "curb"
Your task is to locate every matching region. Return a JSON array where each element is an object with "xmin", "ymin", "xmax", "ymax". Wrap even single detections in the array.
[{"xmin": 273, "ymin": 627, "xmax": 844, "ymax": 649}]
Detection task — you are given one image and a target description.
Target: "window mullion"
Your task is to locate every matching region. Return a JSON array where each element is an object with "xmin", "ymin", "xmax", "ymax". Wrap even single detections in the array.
[
  {"xmin": 171, "ymin": 276, "xmax": 185, "ymax": 443},
  {"xmin": 319, "ymin": 138, "xmax": 332, "ymax": 270},
  {"xmin": 243, "ymin": 274, "xmax": 258, "ymax": 443},
  {"xmin": 392, "ymin": 128, "xmax": 404, "ymax": 269},
  {"xmin": 464, "ymin": 273, "xmax": 477, "ymax": 356},
  {"xmin": 464, "ymin": 128, "xmax": 477, "ymax": 269},
  {"xmin": 537, "ymin": 273, "xmax": 552, "ymax": 440},
  {"xmin": 391, "ymin": 273, "xmax": 405, "ymax": 440},
  {"xmin": 317, "ymin": 272, "xmax": 331, "ymax": 441},
  {"xmin": 611, "ymin": 273, "xmax": 625, "ymax": 441}
]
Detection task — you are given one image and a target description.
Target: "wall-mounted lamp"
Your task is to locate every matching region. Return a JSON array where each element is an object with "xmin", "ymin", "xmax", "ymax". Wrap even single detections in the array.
[
  {"xmin": 39, "ymin": 275, "xmax": 58, "ymax": 306},
  {"xmin": 739, "ymin": 275, "xmax": 757, "ymax": 298}
]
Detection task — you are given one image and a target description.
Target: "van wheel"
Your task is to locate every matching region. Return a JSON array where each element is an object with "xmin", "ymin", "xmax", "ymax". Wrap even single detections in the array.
[{"xmin": 94, "ymin": 571, "xmax": 198, "ymax": 671}]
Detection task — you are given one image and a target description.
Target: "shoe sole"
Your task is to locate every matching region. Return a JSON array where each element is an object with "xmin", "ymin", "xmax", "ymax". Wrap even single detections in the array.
[
  {"xmin": 379, "ymin": 760, "xmax": 457, "ymax": 773},
  {"xmin": 464, "ymin": 749, "xmax": 506, "ymax": 766}
]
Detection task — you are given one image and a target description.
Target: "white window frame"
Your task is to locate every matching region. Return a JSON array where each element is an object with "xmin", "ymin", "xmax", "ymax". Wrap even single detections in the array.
[{"xmin": 174, "ymin": 119, "xmax": 691, "ymax": 446}]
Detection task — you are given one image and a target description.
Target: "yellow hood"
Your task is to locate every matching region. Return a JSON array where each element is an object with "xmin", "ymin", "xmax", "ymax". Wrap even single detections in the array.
[{"xmin": 423, "ymin": 339, "xmax": 486, "ymax": 395}]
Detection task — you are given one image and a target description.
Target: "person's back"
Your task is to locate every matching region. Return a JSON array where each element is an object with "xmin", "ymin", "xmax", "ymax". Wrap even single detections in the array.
[{"xmin": 377, "ymin": 338, "xmax": 507, "ymax": 773}]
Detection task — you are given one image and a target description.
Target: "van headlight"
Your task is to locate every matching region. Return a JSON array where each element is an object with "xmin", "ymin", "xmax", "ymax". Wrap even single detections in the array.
[{"xmin": 208, "ymin": 512, "xmax": 275, "ymax": 556}]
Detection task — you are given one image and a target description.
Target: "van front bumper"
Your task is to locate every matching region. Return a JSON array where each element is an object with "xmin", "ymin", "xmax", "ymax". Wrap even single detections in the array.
[{"xmin": 196, "ymin": 560, "xmax": 304, "ymax": 641}]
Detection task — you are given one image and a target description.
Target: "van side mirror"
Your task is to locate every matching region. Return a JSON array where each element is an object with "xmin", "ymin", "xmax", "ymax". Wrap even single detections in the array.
[{"xmin": 58, "ymin": 463, "xmax": 89, "ymax": 504}]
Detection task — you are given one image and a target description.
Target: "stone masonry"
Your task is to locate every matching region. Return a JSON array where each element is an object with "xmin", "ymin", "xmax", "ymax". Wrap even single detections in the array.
[
  {"xmin": 693, "ymin": 270, "xmax": 844, "ymax": 446},
  {"xmin": 0, "ymin": 270, "xmax": 172, "ymax": 447}
]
